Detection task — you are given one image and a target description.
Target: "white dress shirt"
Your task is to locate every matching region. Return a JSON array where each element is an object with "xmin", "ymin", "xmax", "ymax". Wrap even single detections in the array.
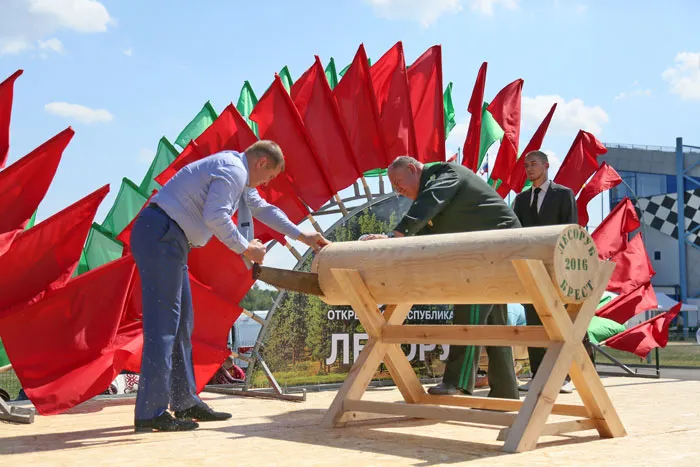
[{"xmin": 530, "ymin": 179, "xmax": 551, "ymax": 213}]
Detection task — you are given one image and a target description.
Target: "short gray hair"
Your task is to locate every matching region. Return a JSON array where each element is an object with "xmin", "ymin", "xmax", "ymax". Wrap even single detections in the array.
[
  {"xmin": 388, "ymin": 155, "xmax": 422, "ymax": 171},
  {"xmin": 245, "ymin": 140, "xmax": 285, "ymax": 170},
  {"xmin": 524, "ymin": 150, "xmax": 548, "ymax": 164}
]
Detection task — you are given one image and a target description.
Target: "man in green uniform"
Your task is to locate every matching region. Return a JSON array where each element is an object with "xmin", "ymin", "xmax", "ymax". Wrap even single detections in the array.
[{"xmin": 363, "ymin": 156, "xmax": 520, "ymax": 399}]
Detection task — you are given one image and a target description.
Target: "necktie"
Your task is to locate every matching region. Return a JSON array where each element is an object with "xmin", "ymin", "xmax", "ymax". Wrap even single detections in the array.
[
  {"xmin": 238, "ymin": 190, "xmax": 254, "ymax": 241},
  {"xmin": 531, "ymin": 187, "xmax": 541, "ymax": 224}
]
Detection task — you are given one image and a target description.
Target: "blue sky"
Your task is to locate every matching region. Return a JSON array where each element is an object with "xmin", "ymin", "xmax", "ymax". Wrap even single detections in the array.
[{"xmin": 1, "ymin": 0, "xmax": 699, "ymax": 271}]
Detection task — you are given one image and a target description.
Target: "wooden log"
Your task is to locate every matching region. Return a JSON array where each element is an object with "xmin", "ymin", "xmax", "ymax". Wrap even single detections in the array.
[{"xmin": 312, "ymin": 224, "xmax": 600, "ymax": 305}]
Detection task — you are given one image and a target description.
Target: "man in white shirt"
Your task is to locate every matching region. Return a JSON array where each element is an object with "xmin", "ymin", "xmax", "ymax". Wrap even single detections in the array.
[
  {"xmin": 130, "ymin": 140, "xmax": 329, "ymax": 432},
  {"xmin": 513, "ymin": 150, "xmax": 577, "ymax": 394}
]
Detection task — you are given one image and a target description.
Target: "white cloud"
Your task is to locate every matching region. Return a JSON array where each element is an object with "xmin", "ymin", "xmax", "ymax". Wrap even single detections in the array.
[
  {"xmin": 662, "ymin": 52, "xmax": 700, "ymax": 100},
  {"xmin": 123, "ymin": 48, "xmax": 133, "ymax": 57},
  {"xmin": 137, "ymin": 148, "xmax": 153, "ymax": 163},
  {"xmin": 0, "ymin": 0, "xmax": 112, "ymax": 55},
  {"xmin": 44, "ymin": 102, "xmax": 113, "ymax": 124},
  {"xmin": 445, "ymin": 118, "xmax": 469, "ymax": 155},
  {"xmin": 521, "ymin": 95, "xmax": 609, "ymax": 136},
  {"xmin": 38, "ymin": 38, "xmax": 63, "ymax": 53},
  {"xmin": 364, "ymin": 0, "xmax": 462, "ymax": 26},
  {"xmin": 614, "ymin": 88, "xmax": 651, "ymax": 102},
  {"xmin": 470, "ymin": 0, "xmax": 519, "ymax": 16}
]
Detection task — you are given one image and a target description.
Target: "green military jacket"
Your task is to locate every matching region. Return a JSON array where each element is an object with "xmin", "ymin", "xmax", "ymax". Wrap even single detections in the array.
[{"xmin": 393, "ymin": 162, "xmax": 521, "ymax": 236}]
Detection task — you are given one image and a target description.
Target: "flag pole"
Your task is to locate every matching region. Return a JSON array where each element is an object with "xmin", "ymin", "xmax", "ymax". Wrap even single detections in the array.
[
  {"xmin": 360, "ymin": 176, "xmax": 372, "ymax": 201},
  {"xmin": 334, "ymin": 194, "xmax": 349, "ymax": 217},
  {"xmin": 285, "ymin": 243, "xmax": 303, "ymax": 260}
]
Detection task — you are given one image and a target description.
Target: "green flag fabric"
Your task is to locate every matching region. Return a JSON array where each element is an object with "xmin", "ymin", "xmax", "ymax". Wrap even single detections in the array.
[
  {"xmin": 279, "ymin": 66, "xmax": 293, "ymax": 92},
  {"xmin": 175, "ymin": 101, "xmax": 217, "ymax": 149},
  {"xmin": 325, "ymin": 58, "xmax": 339, "ymax": 89},
  {"xmin": 139, "ymin": 137, "xmax": 179, "ymax": 195},
  {"xmin": 76, "ymin": 223, "xmax": 124, "ymax": 275},
  {"xmin": 0, "ymin": 338, "xmax": 10, "ymax": 367},
  {"xmin": 443, "ymin": 82, "xmax": 456, "ymax": 139},
  {"xmin": 236, "ymin": 81, "xmax": 259, "ymax": 137},
  {"xmin": 101, "ymin": 178, "xmax": 148, "ymax": 238},
  {"xmin": 25, "ymin": 210, "xmax": 37, "ymax": 230},
  {"xmin": 363, "ymin": 168, "xmax": 387, "ymax": 177},
  {"xmin": 478, "ymin": 101, "xmax": 504, "ymax": 172}
]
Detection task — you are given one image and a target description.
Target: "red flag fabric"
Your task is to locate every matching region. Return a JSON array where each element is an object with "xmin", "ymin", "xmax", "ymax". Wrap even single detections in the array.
[
  {"xmin": 0, "ymin": 69, "xmax": 23, "ymax": 168},
  {"xmin": 407, "ymin": 45, "xmax": 445, "ymax": 163},
  {"xmin": 554, "ymin": 130, "xmax": 607, "ymax": 195},
  {"xmin": 251, "ymin": 75, "xmax": 334, "ymax": 211},
  {"xmin": 0, "ymin": 255, "xmax": 136, "ymax": 415},
  {"xmin": 0, "ymin": 128, "xmax": 73, "ymax": 234},
  {"xmin": 461, "ymin": 62, "xmax": 487, "ymax": 172},
  {"xmin": 509, "ymin": 103, "xmax": 557, "ymax": 193},
  {"xmin": 0, "ymin": 185, "xmax": 109, "ymax": 313},
  {"xmin": 0, "ymin": 230, "xmax": 21, "ymax": 256},
  {"xmin": 488, "ymin": 79, "xmax": 523, "ymax": 183},
  {"xmin": 187, "ymin": 236, "xmax": 256, "ymax": 307},
  {"xmin": 155, "ymin": 104, "xmax": 257, "ymax": 185},
  {"xmin": 333, "ymin": 44, "xmax": 387, "ymax": 172},
  {"xmin": 603, "ymin": 303, "xmax": 681, "ymax": 358},
  {"xmin": 576, "ymin": 162, "xmax": 622, "ymax": 226},
  {"xmin": 370, "ymin": 41, "xmax": 418, "ymax": 166},
  {"xmin": 291, "ymin": 56, "xmax": 361, "ymax": 192},
  {"xmin": 607, "ymin": 233, "xmax": 655, "ymax": 294},
  {"xmin": 596, "ymin": 282, "xmax": 658, "ymax": 324},
  {"xmin": 592, "ymin": 197, "xmax": 640, "ymax": 259},
  {"xmin": 119, "ymin": 268, "xmax": 245, "ymax": 393}
]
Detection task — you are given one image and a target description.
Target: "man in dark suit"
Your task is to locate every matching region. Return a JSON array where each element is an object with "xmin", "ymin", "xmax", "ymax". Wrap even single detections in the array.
[
  {"xmin": 513, "ymin": 150, "xmax": 577, "ymax": 394},
  {"xmin": 362, "ymin": 156, "xmax": 521, "ymax": 399}
]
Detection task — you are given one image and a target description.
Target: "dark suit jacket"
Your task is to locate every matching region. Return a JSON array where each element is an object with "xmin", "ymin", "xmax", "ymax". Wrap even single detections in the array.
[
  {"xmin": 394, "ymin": 162, "xmax": 521, "ymax": 236},
  {"xmin": 513, "ymin": 181, "xmax": 577, "ymax": 227}
]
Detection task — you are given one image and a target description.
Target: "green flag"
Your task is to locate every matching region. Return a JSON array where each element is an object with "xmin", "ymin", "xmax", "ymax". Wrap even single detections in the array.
[
  {"xmin": 0, "ymin": 338, "xmax": 10, "ymax": 367},
  {"xmin": 139, "ymin": 137, "xmax": 179, "ymax": 195},
  {"xmin": 325, "ymin": 58, "xmax": 339, "ymax": 89},
  {"xmin": 443, "ymin": 82, "xmax": 456, "ymax": 139},
  {"xmin": 236, "ymin": 81, "xmax": 259, "ymax": 137},
  {"xmin": 25, "ymin": 210, "xmax": 37, "ymax": 230},
  {"xmin": 478, "ymin": 101, "xmax": 504, "ymax": 172},
  {"xmin": 175, "ymin": 101, "xmax": 217, "ymax": 149},
  {"xmin": 76, "ymin": 223, "xmax": 124, "ymax": 275},
  {"xmin": 363, "ymin": 168, "xmax": 387, "ymax": 177},
  {"xmin": 279, "ymin": 66, "xmax": 293, "ymax": 92},
  {"xmin": 101, "ymin": 178, "xmax": 148, "ymax": 238}
]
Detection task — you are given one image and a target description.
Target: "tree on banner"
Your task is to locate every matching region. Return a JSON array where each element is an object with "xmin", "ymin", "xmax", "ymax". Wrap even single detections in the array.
[
  {"xmin": 0, "ymin": 128, "xmax": 73, "ymax": 236},
  {"xmin": 554, "ymin": 130, "xmax": 607, "ymax": 196},
  {"xmin": 603, "ymin": 303, "xmax": 681, "ymax": 358},
  {"xmin": 0, "ymin": 185, "xmax": 109, "ymax": 313},
  {"xmin": 0, "ymin": 70, "xmax": 23, "ymax": 169},
  {"xmin": 174, "ymin": 101, "xmax": 217, "ymax": 149}
]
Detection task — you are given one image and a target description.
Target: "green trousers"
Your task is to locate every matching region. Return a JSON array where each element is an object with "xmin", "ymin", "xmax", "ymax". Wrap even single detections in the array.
[{"xmin": 442, "ymin": 304, "xmax": 519, "ymax": 400}]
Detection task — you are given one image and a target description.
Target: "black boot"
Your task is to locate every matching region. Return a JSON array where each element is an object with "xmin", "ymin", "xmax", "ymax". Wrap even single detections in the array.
[
  {"xmin": 427, "ymin": 382, "xmax": 461, "ymax": 395},
  {"xmin": 174, "ymin": 402, "xmax": 232, "ymax": 422},
  {"xmin": 134, "ymin": 411, "xmax": 199, "ymax": 432}
]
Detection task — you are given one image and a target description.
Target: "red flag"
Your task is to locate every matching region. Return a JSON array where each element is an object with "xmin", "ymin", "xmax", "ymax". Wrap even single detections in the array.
[
  {"xmin": 251, "ymin": 75, "xmax": 334, "ymax": 211},
  {"xmin": 0, "ymin": 230, "xmax": 21, "ymax": 256},
  {"xmin": 334, "ymin": 44, "xmax": 387, "ymax": 172},
  {"xmin": 407, "ymin": 45, "xmax": 445, "ymax": 163},
  {"xmin": 0, "ymin": 70, "xmax": 23, "ymax": 168},
  {"xmin": 0, "ymin": 185, "xmax": 109, "ymax": 313},
  {"xmin": 592, "ymin": 197, "xmax": 640, "ymax": 259},
  {"xmin": 462, "ymin": 62, "xmax": 487, "ymax": 172},
  {"xmin": 554, "ymin": 130, "xmax": 607, "ymax": 195},
  {"xmin": 603, "ymin": 303, "xmax": 681, "ymax": 358},
  {"xmin": 576, "ymin": 163, "xmax": 622, "ymax": 226},
  {"xmin": 488, "ymin": 79, "xmax": 523, "ymax": 183},
  {"xmin": 370, "ymin": 41, "xmax": 418, "ymax": 166},
  {"xmin": 607, "ymin": 233, "xmax": 655, "ymax": 294},
  {"xmin": 0, "ymin": 128, "xmax": 73, "ymax": 234},
  {"xmin": 119, "ymin": 268, "xmax": 246, "ymax": 393},
  {"xmin": 0, "ymin": 255, "xmax": 136, "ymax": 415},
  {"xmin": 596, "ymin": 282, "xmax": 658, "ymax": 324},
  {"xmin": 292, "ymin": 56, "xmax": 361, "ymax": 192},
  {"xmin": 187, "ymin": 237, "xmax": 256, "ymax": 307},
  {"xmin": 509, "ymin": 103, "xmax": 557, "ymax": 192},
  {"xmin": 156, "ymin": 104, "xmax": 257, "ymax": 185}
]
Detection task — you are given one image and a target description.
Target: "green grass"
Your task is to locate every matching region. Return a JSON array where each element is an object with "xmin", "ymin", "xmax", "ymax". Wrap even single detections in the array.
[
  {"xmin": 599, "ymin": 342, "xmax": 700, "ymax": 367},
  {"xmin": 0, "ymin": 370, "xmax": 21, "ymax": 400}
]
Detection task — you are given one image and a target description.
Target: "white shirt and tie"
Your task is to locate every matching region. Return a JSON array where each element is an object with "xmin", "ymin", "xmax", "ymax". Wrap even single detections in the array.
[{"xmin": 530, "ymin": 179, "xmax": 551, "ymax": 214}]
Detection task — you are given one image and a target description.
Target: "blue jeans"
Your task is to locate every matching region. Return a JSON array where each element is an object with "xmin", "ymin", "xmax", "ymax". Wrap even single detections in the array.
[{"xmin": 131, "ymin": 205, "xmax": 201, "ymax": 420}]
